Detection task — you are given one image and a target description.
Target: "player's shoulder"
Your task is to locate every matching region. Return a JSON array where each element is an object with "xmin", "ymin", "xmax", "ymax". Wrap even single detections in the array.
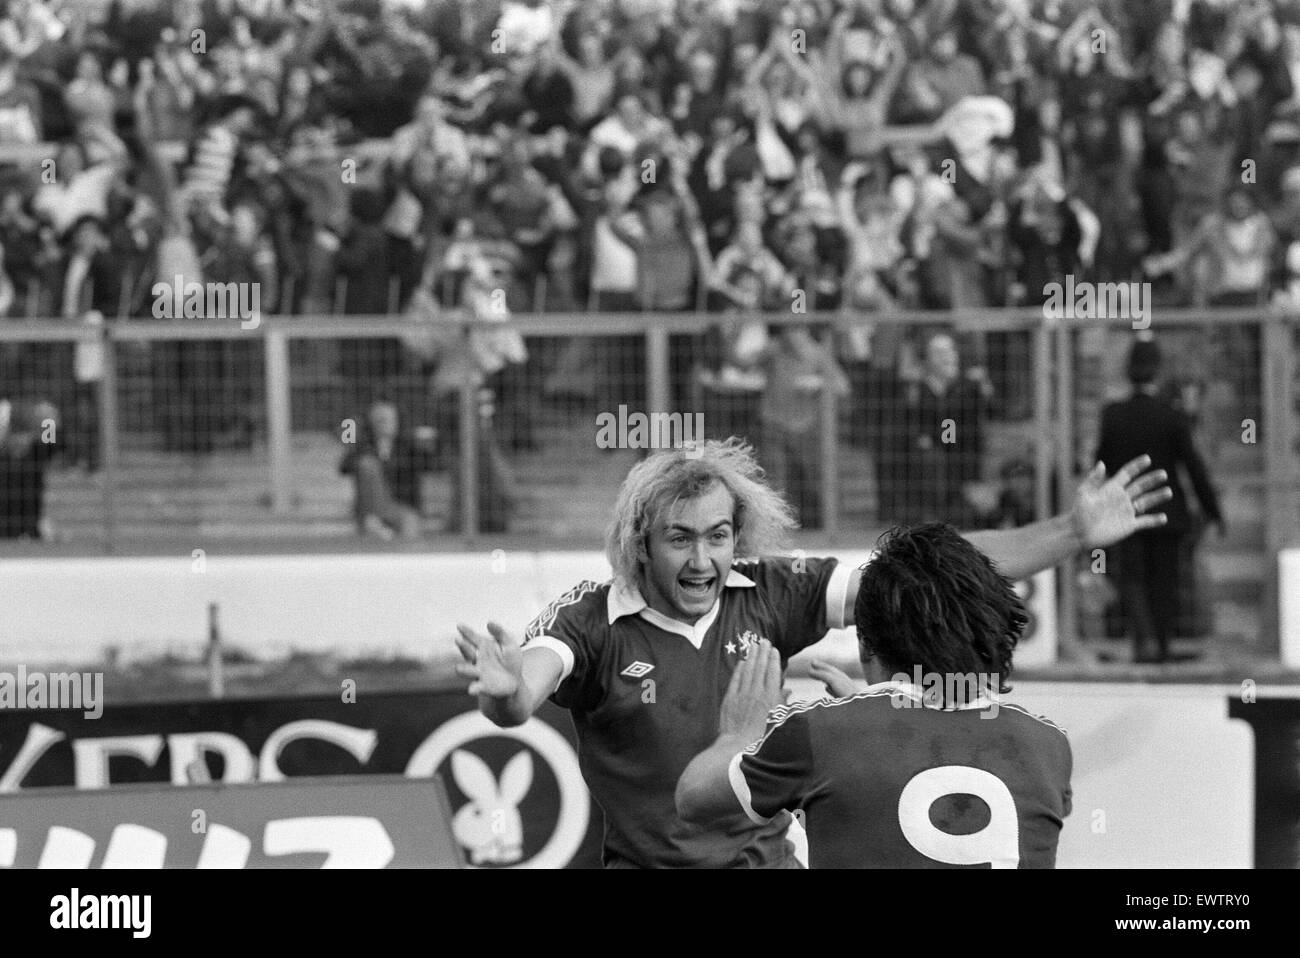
[
  {"xmin": 995, "ymin": 701, "xmax": 1070, "ymax": 741},
  {"xmin": 524, "ymin": 579, "xmax": 610, "ymax": 639},
  {"xmin": 996, "ymin": 700, "xmax": 1068, "ymax": 733},
  {"xmin": 809, "ymin": 685, "xmax": 923, "ymax": 729},
  {"xmin": 783, "ymin": 687, "xmax": 1069, "ymax": 733},
  {"xmin": 758, "ymin": 686, "xmax": 899, "ymax": 734},
  {"xmin": 729, "ymin": 555, "xmax": 775, "ymax": 589},
  {"xmin": 741, "ymin": 687, "xmax": 895, "ymax": 755},
  {"xmin": 731, "ymin": 553, "xmax": 836, "ymax": 583},
  {"xmin": 995, "ymin": 702, "xmax": 1073, "ymax": 779}
]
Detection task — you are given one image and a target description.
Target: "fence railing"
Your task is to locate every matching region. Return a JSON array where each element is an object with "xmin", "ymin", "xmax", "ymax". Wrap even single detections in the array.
[{"xmin": 2, "ymin": 307, "xmax": 1297, "ymax": 652}]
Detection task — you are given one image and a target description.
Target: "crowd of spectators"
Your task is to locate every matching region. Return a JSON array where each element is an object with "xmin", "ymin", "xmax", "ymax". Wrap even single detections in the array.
[{"xmin": 1, "ymin": 0, "xmax": 1296, "ymax": 535}]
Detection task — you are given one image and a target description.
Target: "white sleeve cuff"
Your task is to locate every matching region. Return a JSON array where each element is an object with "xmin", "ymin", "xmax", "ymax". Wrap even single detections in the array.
[
  {"xmin": 728, "ymin": 751, "xmax": 774, "ymax": 826},
  {"xmin": 523, "ymin": 635, "xmax": 575, "ymax": 688},
  {"xmin": 824, "ymin": 561, "xmax": 854, "ymax": 630}
]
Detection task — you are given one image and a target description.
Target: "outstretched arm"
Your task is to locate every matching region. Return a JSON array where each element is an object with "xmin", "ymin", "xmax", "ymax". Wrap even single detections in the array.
[
  {"xmin": 455, "ymin": 622, "xmax": 563, "ymax": 727},
  {"xmin": 869, "ymin": 33, "xmax": 910, "ymax": 110},
  {"xmin": 840, "ymin": 454, "xmax": 1172, "ymax": 621},
  {"xmin": 965, "ymin": 454, "xmax": 1171, "ymax": 579}
]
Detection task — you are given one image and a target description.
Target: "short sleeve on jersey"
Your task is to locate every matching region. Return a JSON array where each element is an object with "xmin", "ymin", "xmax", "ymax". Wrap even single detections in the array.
[
  {"xmin": 730, "ymin": 706, "xmax": 816, "ymax": 825},
  {"xmin": 1059, "ymin": 738, "xmax": 1074, "ymax": 819},
  {"xmin": 522, "ymin": 580, "xmax": 604, "ymax": 712},
  {"xmin": 1015, "ymin": 706, "xmax": 1074, "ymax": 821},
  {"xmin": 735, "ymin": 556, "xmax": 848, "ymax": 656}
]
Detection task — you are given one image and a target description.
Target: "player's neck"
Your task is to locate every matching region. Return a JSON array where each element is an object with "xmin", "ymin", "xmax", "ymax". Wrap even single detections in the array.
[
  {"xmin": 645, "ymin": 595, "xmax": 709, "ymax": 626},
  {"xmin": 861, "ymin": 658, "xmax": 895, "ymax": 686}
]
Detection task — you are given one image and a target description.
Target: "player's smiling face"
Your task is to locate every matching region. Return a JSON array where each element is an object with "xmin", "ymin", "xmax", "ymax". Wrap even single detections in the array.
[{"xmin": 639, "ymin": 484, "xmax": 737, "ymax": 624}]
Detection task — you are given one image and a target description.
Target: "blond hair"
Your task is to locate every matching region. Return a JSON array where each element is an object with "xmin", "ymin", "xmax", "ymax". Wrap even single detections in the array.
[{"xmin": 605, "ymin": 438, "xmax": 798, "ymax": 585}]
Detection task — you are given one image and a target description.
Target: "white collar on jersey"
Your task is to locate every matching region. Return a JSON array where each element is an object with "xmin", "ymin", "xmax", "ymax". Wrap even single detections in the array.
[
  {"xmin": 607, "ymin": 569, "xmax": 756, "ymax": 649},
  {"xmin": 865, "ymin": 679, "xmax": 1003, "ymax": 711}
]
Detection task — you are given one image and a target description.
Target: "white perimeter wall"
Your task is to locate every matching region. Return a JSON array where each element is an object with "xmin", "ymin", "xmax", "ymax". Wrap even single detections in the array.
[{"xmin": 0, "ymin": 552, "xmax": 1271, "ymax": 867}]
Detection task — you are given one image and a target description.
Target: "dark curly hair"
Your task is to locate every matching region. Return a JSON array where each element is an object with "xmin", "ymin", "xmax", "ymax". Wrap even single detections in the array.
[{"xmin": 855, "ymin": 523, "xmax": 1027, "ymax": 697}]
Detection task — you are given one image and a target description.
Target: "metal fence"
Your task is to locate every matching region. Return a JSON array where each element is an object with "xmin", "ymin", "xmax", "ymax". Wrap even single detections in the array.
[{"xmin": 1, "ymin": 307, "xmax": 1297, "ymax": 654}]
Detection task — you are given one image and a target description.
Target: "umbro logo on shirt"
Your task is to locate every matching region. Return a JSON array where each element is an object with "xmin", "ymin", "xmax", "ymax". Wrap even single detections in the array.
[{"xmin": 620, "ymin": 661, "xmax": 655, "ymax": 678}]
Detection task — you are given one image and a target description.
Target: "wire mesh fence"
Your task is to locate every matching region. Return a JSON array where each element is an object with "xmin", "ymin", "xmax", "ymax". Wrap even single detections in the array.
[{"xmin": 1, "ymin": 306, "xmax": 1297, "ymax": 655}]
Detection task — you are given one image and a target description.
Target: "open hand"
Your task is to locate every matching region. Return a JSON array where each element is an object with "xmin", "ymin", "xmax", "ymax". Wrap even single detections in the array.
[
  {"xmin": 454, "ymin": 621, "xmax": 523, "ymax": 699},
  {"xmin": 719, "ymin": 639, "xmax": 783, "ymax": 742},
  {"xmin": 1071, "ymin": 455, "xmax": 1172, "ymax": 548},
  {"xmin": 809, "ymin": 659, "xmax": 859, "ymax": 698}
]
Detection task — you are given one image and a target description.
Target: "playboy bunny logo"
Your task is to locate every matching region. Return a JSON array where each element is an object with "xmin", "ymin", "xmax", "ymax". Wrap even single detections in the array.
[
  {"xmin": 450, "ymin": 749, "xmax": 533, "ymax": 865},
  {"xmin": 406, "ymin": 711, "xmax": 590, "ymax": 868}
]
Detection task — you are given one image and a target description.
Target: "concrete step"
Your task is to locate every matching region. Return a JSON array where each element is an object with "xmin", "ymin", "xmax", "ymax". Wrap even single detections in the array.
[{"xmin": 32, "ymin": 423, "xmax": 1283, "ymax": 574}]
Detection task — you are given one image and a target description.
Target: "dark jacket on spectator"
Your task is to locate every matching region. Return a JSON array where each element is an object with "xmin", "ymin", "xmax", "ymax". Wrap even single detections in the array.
[
  {"xmin": 1096, "ymin": 391, "xmax": 1222, "ymax": 535},
  {"xmin": 339, "ymin": 430, "xmax": 437, "ymax": 516},
  {"xmin": 0, "ymin": 425, "xmax": 58, "ymax": 538},
  {"xmin": 337, "ymin": 217, "xmax": 405, "ymax": 385},
  {"xmin": 908, "ymin": 374, "xmax": 988, "ymax": 487}
]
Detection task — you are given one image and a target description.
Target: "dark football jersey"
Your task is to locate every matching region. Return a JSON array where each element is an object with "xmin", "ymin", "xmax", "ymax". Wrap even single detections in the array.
[
  {"xmin": 523, "ymin": 556, "xmax": 851, "ymax": 868},
  {"xmin": 731, "ymin": 683, "xmax": 1073, "ymax": 868}
]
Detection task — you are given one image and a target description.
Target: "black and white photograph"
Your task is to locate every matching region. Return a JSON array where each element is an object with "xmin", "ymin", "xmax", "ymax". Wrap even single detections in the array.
[{"xmin": 0, "ymin": 0, "xmax": 1295, "ymax": 928}]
